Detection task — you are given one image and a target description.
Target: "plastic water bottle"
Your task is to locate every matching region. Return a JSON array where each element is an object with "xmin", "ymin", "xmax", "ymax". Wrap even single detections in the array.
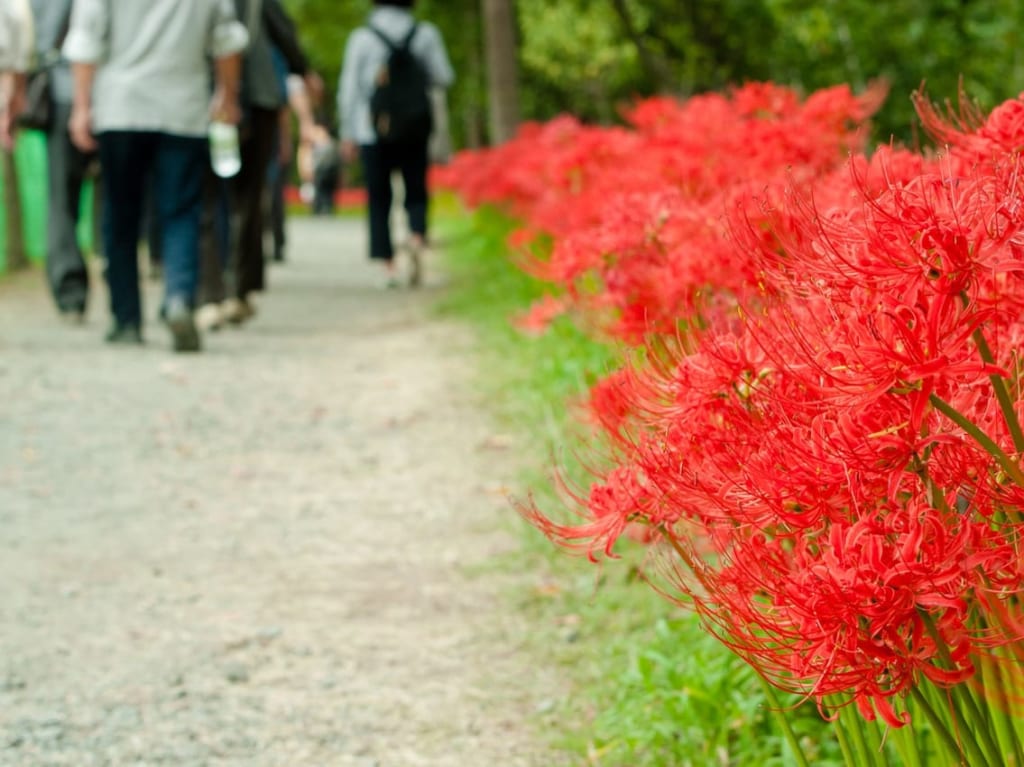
[{"xmin": 209, "ymin": 121, "xmax": 241, "ymax": 178}]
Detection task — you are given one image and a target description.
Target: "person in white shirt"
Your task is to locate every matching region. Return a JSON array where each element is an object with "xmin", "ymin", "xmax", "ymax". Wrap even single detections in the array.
[
  {"xmin": 64, "ymin": 0, "xmax": 247, "ymax": 351},
  {"xmin": 337, "ymin": 0, "xmax": 454, "ymax": 288}
]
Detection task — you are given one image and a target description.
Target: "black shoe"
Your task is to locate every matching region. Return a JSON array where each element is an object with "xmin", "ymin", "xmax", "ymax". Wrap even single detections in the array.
[
  {"xmin": 105, "ymin": 323, "xmax": 143, "ymax": 345},
  {"xmin": 164, "ymin": 297, "xmax": 201, "ymax": 353},
  {"xmin": 59, "ymin": 308, "xmax": 86, "ymax": 326}
]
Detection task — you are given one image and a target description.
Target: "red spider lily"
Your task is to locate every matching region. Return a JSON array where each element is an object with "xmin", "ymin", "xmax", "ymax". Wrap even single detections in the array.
[
  {"xmin": 517, "ymin": 99, "xmax": 1024, "ymax": 723},
  {"xmin": 448, "ymin": 80, "xmax": 1024, "ymax": 746},
  {"xmin": 437, "ymin": 82, "xmax": 888, "ymax": 341}
]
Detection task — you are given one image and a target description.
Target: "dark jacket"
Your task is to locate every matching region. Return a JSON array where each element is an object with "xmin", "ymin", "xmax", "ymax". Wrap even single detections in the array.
[{"xmin": 236, "ymin": 0, "xmax": 308, "ymax": 110}]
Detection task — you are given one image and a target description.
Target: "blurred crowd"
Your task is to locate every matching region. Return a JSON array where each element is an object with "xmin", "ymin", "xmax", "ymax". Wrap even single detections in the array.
[{"xmin": 0, "ymin": 0, "xmax": 452, "ymax": 352}]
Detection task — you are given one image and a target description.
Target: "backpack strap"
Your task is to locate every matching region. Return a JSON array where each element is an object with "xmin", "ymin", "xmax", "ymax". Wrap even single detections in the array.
[
  {"xmin": 399, "ymin": 23, "xmax": 418, "ymax": 52},
  {"xmin": 367, "ymin": 22, "xmax": 418, "ymax": 53}
]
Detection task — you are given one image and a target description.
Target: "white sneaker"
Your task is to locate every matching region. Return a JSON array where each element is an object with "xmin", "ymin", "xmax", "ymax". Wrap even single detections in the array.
[
  {"xmin": 378, "ymin": 261, "xmax": 400, "ymax": 290},
  {"xmin": 221, "ymin": 297, "xmax": 255, "ymax": 324},
  {"xmin": 194, "ymin": 303, "xmax": 224, "ymax": 332}
]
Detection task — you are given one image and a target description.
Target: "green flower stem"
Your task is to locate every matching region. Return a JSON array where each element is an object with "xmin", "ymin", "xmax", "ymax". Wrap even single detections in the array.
[
  {"xmin": 832, "ymin": 710, "xmax": 859, "ymax": 767},
  {"xmin": 898, "ymin": 720, "xmax": 926, "ymax": 767},
  {"xmin": 919, "ymin": 614, "xmax": 1003, "ymax": 763},
  {"xmin": 840, "ymin": 704, "xmax": 882, "ymax": 767},
  {"xmin": 909, "ymin": 685, "xmax": 967, "ymax": 766},
  {"xmin": 758, "ymin": 678, "xmax": 811, "ymax": 767},
  {"xmin": 929, "ymin": 394, "xmax": 1024, "ymax": 488},
  {"xmin": 949, "ymin": 683, "xmax": 1002, "ymax": 766},
  {"xmin": 980, "ymin": 652, "xmax": 1024, "ymax": 767},
  {"xmin": 970, "ymin": 326, "xmax": 1024, "ymax": 454}
]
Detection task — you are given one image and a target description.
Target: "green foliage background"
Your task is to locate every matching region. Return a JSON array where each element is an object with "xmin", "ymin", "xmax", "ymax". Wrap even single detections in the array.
[{"xmin": 284, "ymin": 0, "xmax": 1024, "ymax": 147}]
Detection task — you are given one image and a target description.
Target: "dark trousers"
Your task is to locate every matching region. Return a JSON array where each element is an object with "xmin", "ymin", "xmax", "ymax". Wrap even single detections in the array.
[
  {"xmin": 198, "ymin": 175, "xmax": 233, "ymax": 305},
  {"xmin": 45, "ymin": 101, "xmax": 93, "ymax": 313},
  {"xmin": 97, "ymin": 131, "xmax": 207, "ymax": 327},
  {"xmin": 198, "ymin": 107, "xmax": 277, "ymax": 303},
  {"xmin": 265, "ymin": 152, "xmax": 286, "ymax": 260},
  {"xmin": 142, "ymin": 172, "xmax": 162, "ymax": 266},
  {"xmin": 360, "ymin": 140, "xmax": 429, "ymax": 261}
]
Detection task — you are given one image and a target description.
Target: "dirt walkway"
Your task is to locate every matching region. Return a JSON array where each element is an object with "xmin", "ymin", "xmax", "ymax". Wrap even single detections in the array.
[{"xmin": 0, "ymin": 217, "xmax": 564, "ymax": 766}]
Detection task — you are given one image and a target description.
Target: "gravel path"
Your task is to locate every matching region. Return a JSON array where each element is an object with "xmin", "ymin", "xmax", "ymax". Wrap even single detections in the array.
[{"xmin": 0, "ymin": 217, "xmax": 564, "ymax": 767}]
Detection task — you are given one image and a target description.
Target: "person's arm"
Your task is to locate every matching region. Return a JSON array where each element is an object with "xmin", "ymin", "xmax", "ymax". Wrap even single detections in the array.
[
  {"xmin": 68, "ymin": 60, "xmax": 96, "ymax": 151},
  {"xmin": 207, "ymin": 0, "xmax": 247, "ymax": 125},
  {"xmin": 0, "ymin": 72, "xmax": 22, "ymax": 150},
  {"xmin": 337, "ymin": 30, "xmax": 361, "ymax": 164},
  {"xmin": 211, "ymin": 52, "xmax": 242, "ymax": 125},
  {"xmin": 0, "ymin": 0, "xmax": 32, "ymax": 149},
  {"xmin": 62, "ymin": 0, "xmax": 109, "ymax": 151},
  {"xmin": 286, "ymin": 73, "xmax": 315, "ymax": 145}
]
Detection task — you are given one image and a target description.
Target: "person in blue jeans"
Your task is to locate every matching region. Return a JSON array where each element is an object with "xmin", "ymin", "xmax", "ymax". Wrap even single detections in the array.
[{"xmin": 63, "ymin": 0, "xmax": 246, "ymax": 352}]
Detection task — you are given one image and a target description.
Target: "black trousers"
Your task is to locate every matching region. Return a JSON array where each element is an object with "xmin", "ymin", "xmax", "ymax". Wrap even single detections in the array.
[
  {"xmin": 359, "ymin": 139, "xmax": 429, "ymax": 261},
  {"xmin": 198, "ymin": 107, "xmax": 278, "ymax": 303},
  {"xmin": 45, "ymin": 101, "xmax": 93, "ymax": 313}
]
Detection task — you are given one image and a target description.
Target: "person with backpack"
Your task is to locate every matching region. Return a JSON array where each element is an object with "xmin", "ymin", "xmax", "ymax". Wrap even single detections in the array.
[{"xmin": 337, "ymin": 0, "xmax": 453, "ymax": 288}]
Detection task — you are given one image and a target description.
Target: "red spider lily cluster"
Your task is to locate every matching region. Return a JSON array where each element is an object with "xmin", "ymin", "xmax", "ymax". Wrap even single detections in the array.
[
  {"xmin": 438, "ymin": 84, "xmax": 1024, "ymax": 731},
  {"xmin": 435, "ymin": 81, "xmax": 886, "ymax": 342}
]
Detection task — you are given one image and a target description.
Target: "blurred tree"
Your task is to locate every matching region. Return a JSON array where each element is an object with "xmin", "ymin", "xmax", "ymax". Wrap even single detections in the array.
[
  {"xmin": 763, "ymin": 0, "xmax": 1024, "ymax": 144},
  {"xmin": 482, "ymin": 0, "xmax": 522, "ymax": 143},
  {"xmin": 283, "ymin": 0, "xmax": 1024, "ymax": 148}
]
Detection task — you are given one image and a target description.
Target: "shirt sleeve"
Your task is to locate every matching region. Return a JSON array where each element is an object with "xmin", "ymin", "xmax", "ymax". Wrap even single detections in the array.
[
  {"xmin": 61, "ymin": 0, "xmax": 108, "ymax": 64},
  {"xmin": 0, "ymin": 0, "xmax": 14, "ymax": 70},
  {"xmin": 421, "ymin": 23, "xmax": 453, "ymax": 90},
  {"xmin": 337, "ymin": 29, "xmax": 363, "ymax": 143},
  {"xmin": 1, "ymin": 0, "xmax": 34, "ymax": 72},
  {"xmin": 209, "ymin": 0, "xmax": 248, "ymax": 59}
]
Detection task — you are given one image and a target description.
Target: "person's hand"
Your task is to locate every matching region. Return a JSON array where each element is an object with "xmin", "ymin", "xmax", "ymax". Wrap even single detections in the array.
[
  {"xmin": 0, "ymin": 106, "xmax": 13, "ymax": 151},
  {"xmin": 1, "ymin": 73, "xmax": 25, "ymax": 151},
  {"xmin": 340, "ymin": 139, "xmax": 357, "ymax": 164},
  {"xmin": 210, "ymin": 88, "xmax": 241, "ymax": 125},
  {"xmin": 8, "ymin": 74, "xmax": 25, "ymax": 125},
  {"xmin": 69, "ymin": 103, "xmax": 98, "ymax": 152}
]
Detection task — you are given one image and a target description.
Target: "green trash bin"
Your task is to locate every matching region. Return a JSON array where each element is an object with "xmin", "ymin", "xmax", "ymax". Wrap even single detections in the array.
[{"xmin": 0, "ymin": 129, "xmax": 95, "ymax": 274}]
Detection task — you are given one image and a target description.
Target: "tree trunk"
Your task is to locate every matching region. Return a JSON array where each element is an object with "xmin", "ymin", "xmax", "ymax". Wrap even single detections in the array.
[
  {"xmin": 2, "ymin": 149, "xmax": 27, "ymax": 271},
  {"xmin": 480, "ymin": 0, "xmax": 520, "ymax": 145}
]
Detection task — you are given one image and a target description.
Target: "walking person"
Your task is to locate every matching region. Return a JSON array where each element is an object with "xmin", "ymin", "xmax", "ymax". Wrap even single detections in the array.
[
  {"xmin": 64, "ymin": 0, "xmax": 246, "ymax": 351},
  {"xmin": 31, "ymin": 0, "xmax": 93, "ymax": 324},
  {"xmin": 195, "ymin": 0, "xmax": 315, "ymax": 329},
  {"xmin": 337, "ymin": 0, "xmax": 454, "ymax": 288}
]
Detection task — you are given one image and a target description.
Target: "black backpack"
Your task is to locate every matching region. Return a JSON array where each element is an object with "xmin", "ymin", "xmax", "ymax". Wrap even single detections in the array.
[{"xmin": 367, "ymin": 24, "xmax": 434, "ymax": 144}]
